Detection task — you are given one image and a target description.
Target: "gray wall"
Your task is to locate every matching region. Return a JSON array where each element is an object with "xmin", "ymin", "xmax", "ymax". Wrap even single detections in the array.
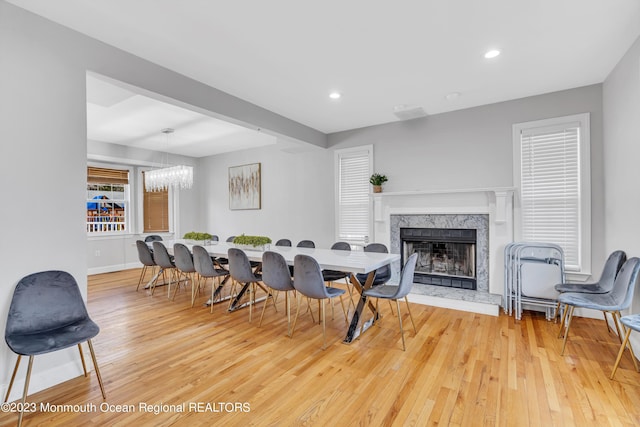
[
  {"xmin": 0, "ymin": 0, "xmax": 322, "ymax": 398},
  {"xmin": 328, "ymin": 85, "xmax": 606, "ymax": 279},
  {"xmin": 603, "ymin": 36, "xmax": 640, "ymax": 323}
]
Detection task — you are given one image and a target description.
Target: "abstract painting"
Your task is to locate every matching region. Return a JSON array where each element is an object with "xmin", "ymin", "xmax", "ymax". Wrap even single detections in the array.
[{"xmin": 229, "ymin": 163, "xmax": 261, "ymax": 210}]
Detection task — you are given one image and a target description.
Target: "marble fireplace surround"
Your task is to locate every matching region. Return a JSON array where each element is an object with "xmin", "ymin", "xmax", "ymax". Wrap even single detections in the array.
[{"xmin": 371, "ymin": 188, "xmax": 514, "ymax": 316}]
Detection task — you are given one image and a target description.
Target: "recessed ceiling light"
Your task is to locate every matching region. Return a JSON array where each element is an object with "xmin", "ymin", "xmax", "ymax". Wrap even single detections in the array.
[
  {"xmin": 329, "ymin": 92, "xmax": 341, "ymax": 100},
  {"xmin": 446, "ymin": 92, "xmax": 461, "ymax": 100},
  {"xmin": 484, "ymin": 49, "xmax": 501, "ymax": 59}
]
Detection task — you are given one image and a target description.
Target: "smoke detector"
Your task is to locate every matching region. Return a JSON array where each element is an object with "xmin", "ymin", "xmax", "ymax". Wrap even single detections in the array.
[{"xmin": 393, "ymin": 104, "xmax": 427, "ymax": 121}]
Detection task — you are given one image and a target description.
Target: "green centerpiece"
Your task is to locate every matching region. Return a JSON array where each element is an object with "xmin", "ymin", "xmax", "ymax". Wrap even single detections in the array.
[
  {"xmin": 183, "ymin": 231, "xmax": 213, "ymax": 245},
  {"xmin": 233, "ymin": 234, "xmax": 272, "ymax": 251}
]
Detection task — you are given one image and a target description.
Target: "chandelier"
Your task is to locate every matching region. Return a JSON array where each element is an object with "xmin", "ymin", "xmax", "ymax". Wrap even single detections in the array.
[{"xmin": 145, "ymin": 128, "xmax": 193, "ymax": 192}]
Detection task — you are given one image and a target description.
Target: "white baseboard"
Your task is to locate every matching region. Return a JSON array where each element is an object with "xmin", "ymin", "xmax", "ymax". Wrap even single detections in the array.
[
  {"xmin": 88, "ymin": 262, "xmax": 140, "ymax": 275},
  {"xmin": 407, "ymin": 293, "xmax": 500, "ymax": 316},
  {"xmin": 1, "ymin": 355, "xmax": 91, "ymax": 403}
]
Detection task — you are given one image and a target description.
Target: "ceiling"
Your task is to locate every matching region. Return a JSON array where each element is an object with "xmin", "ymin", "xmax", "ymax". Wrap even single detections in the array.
[
  {"xmin": 8, "ymin": 0, "xmax": 640, "ymax": 152},
  {"xmin": 86, "ymin": 74, "xmax": 277, "ymax": 158}
]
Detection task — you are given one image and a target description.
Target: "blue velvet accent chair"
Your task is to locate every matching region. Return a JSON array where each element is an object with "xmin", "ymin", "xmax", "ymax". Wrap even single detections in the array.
[
  {"xmin": 173, "ymin": 243, "xmax": 198, "ymax": 306},
  {"xmin": 4, "ymin": 271, "xmax": 106, "ymax": 427},
  {"xmin": 135, "ymin": 240, "xmax": 157, "ymax": 291},
  {"xmin": 555, "ymin": 250, "xmax": 626, "ymax": 327},
  {"xmin": 228, "ymin": 248, "xmax": 264, "ymax": 322},
  {"xmin": 611, "ymin": 314, "xmax": 640, "ymax": 379},
  {"xmin": 362, "ymin": 253, "xmax": 418, "ymax": 351},
  {"xmin": 260, "ymin": 251, "xmax": 296, "ymax": 334},
  {"xmin": 291, "ymin": 254, "xmax": 348, "ymax": 349},
  {"xmin": 193, "ymin": 245, "xmax": 230, "ymax": 313},
  {"xmin": 558, "ymin": 257, "xmax": 640, "ymax": 355}
]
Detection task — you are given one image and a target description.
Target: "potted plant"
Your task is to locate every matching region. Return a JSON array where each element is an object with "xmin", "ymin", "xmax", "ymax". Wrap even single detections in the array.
[
  {"xmin": 369, "ymin": 173, "xmax": 388, "ymax": 193},
  {"xmin": 232, "ymin": 234, "xmax": 272, "ymax": 251}
]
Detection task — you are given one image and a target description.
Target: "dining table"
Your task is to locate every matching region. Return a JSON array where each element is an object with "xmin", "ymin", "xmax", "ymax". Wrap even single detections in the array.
[{"xmin": 153, "ymin": 240, "xmax": 401, "ymax": 344}]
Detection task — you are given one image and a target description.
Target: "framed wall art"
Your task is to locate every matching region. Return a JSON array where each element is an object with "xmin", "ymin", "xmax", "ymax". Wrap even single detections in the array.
[{"xmin": 229, "ymin": 162, "xmax": 261, "ymax": 210}]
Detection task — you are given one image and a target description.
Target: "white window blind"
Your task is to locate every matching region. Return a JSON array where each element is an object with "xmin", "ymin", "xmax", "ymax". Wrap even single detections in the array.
[
  {"xmin": 336, "ymin": 147, "xmax": 372, "ymax": 246},
  {"xmin": 519, "ymin": 123, "xmax": 581, "ymax": 270}
]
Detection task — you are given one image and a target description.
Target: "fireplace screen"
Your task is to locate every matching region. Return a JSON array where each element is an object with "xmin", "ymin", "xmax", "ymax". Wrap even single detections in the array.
[
  {"xmin": 406, "ymin": 241, "xmax": 475, "ymax": 278},
  {"xmin": 401, "ymin": 227, "xmax": 477, "ymax": 290}
]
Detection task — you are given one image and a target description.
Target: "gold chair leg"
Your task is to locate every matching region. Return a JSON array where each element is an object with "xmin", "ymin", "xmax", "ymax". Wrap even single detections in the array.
[
  {"xmin": 338, "ymin": 295, "xmax": 348, "ymax": 324},
  {"xmin": 604, "ymin": 311, "xmax": 612, "ymax": 333},
  {"xmin": 611, "ymin": 327, "xmax": 633, "ymax": 379},
  {"xmin": 87, "ymin": 339, "xmax": 107, "ymax": 400},
  {"xmin": 321, "ymin": 298, "xmax": 327, "ymax": 350},
  {"xmin": 17, "ymin": 355, "xmax": 34, "ymax": 427},
  {"xmin": 405, "ymin": 296, "xmax": 417, "ymax": 333},
  {"xmin": 397, "ymin": 299, "xmax": 406, "ymax": 351},
  {"xmin": 611, "ymin": 311, "xmax": 625, "ymax": 344},
  {"xmin": 249, "ymin": 283, "xmax": 254, "ymax": 323},
  {"xmin": 136, "ymin": 265, "xmax": 148, "ymax": 291},
  {"xmin": 210, "ymin": 276, "xmax": 220, "ymax": 314},
  {"xmin": 558, "ymin": 303, "xmax": 570, "ymax": 338},
  {"xmin": 4, "ymin": 355, "xmax": 21, "ymax": 403},
  {"xmin": 286, "ymin": 292, "xmax": 292, "ymax": 337},
  {"xmin": 259, "ymin": 287, "xmax": 270, "ymax": 327},
  {"xmin": 78, "ymin": 343, "xmax": 88, "ymax": 377},
  {"xmin": 561, "ymin": 306, "xmax": 575, "ymax": 355},
  {"xmin": 291, "ymin": 294, "xmax": 301, "ymax": 338}
]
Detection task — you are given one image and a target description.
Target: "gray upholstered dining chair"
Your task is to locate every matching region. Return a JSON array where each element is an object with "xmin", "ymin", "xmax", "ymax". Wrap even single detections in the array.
[
  {"xmin": 356, "ymin": 243, "xmax": 392, "ymax": 286},
  {"xmin": 152, "ymin": 241, "xmax": 179, "ymax": 297},
  {"xmin": 362, "ymin": 253, "xmax": 418, "ymax": 351},
  {"xmin": 275, "ymin": 239, "xmax": 292, "ymax": 247},
  {"xmin": 558, "ymin": 257, "xmax": 640, "ymax": 355},
  {"xmin": 322, "ymin": 242, "xmax": 354, "ymax": 309},
  {"xmin": 610, "ymin": 313, "xmax": 640, "ymax": 379},
  {"xmin": 135, "ymin": 240, "xmax": 157, "ymax": 291},
  {"xmin": 173, "ymin": 243, "xmax": 199, "ymax": 306},
  {"xmin": 291, "ymin": 254, "xmax": 348, "ymax": 349},
  {"xmin": 4, "ymin": 271, "xmax": 107, "ymax": 427},
  {"xmin": 193, "ymin": 245, "xmax": 230, "ymax": 313},
  {"xmin": 144, "ymin": 234, "xmax": 163, "ymax": 243},
  {"xmin": 228, "ymin": 248, "xmax": 264, "ymax": 322},
  {"xmin": 297, "ymin": 240, "xmax": 315, "ymax": 248},
  {"xmin": 260, "ymin": 251, "xmax": 296, "ymax": 334},
  {"xmin": 555, "ymin": 250, "xmax": 626, "ymax": 330}
]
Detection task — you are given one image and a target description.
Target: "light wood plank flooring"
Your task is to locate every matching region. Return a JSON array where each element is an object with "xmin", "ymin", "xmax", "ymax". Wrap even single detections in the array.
[{"xmin": 2, "ymin": 268, "xmax": 640, "ymax": 426}]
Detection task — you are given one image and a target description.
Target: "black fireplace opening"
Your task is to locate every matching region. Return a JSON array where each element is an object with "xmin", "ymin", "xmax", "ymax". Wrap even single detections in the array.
[{"xmin": 401, "ymin": 227, "xmax": 477, "ymax": 290}]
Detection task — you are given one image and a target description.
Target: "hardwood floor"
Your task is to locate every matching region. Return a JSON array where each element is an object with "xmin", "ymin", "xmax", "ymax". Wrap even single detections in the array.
[{"xmin": 2, "ymin": 268, "xmax": 640, "ymax": 426}]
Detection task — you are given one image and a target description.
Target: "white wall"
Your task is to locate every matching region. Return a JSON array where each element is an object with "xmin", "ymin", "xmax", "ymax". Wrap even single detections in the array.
[
  {"xmin": 198, "ymin": 141, "xmax": 336, "ymax": 248},
  {"xmin": 0, "ymin": 1, "xmax": 92, "ymax": 399},
  {"xmin": 603, "ymin": 35, "xmax": 640, "ymax": 348},
  {"xmin": 328, "ymin": 85, "xmax": 606, "ymax": 282}
]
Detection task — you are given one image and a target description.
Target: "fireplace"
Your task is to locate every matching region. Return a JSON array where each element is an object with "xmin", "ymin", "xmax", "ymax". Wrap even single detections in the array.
[{"xmin": 401, "ymin": 228, "xmax": 477, "ymax": 290}]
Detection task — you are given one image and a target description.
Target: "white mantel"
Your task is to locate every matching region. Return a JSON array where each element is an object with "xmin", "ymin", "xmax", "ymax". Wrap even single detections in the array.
[{"xmin": 371, "ymin": 187, "xmax": 515, "ymax": 316}]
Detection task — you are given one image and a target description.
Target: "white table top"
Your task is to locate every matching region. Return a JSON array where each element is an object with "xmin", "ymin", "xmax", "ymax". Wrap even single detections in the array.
[{"xmin": 162, "ymin": 240, "xmax": 399, "ymax": 275}]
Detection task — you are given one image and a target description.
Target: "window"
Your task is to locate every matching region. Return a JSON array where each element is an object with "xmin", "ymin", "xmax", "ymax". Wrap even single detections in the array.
[
  {"xmin": 335, "ymin": 146, "xmax": 373, "ymax": 247},
  {"xmin": 513, "ymin": 113, "xmax": 591, "ymax": 273},
  {"xmin": 87, "ymin": 166, "xmax": 129, "ymax": 233},
  {"xmin": 142, "ymin": 171, "xmax": 169, "ymax": 232}
]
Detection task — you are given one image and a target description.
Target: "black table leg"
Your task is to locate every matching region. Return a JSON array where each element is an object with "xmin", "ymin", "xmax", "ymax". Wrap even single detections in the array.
[{"xmin": 343, "ymin": 272, "xmax": 380, "ymax": 344}]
